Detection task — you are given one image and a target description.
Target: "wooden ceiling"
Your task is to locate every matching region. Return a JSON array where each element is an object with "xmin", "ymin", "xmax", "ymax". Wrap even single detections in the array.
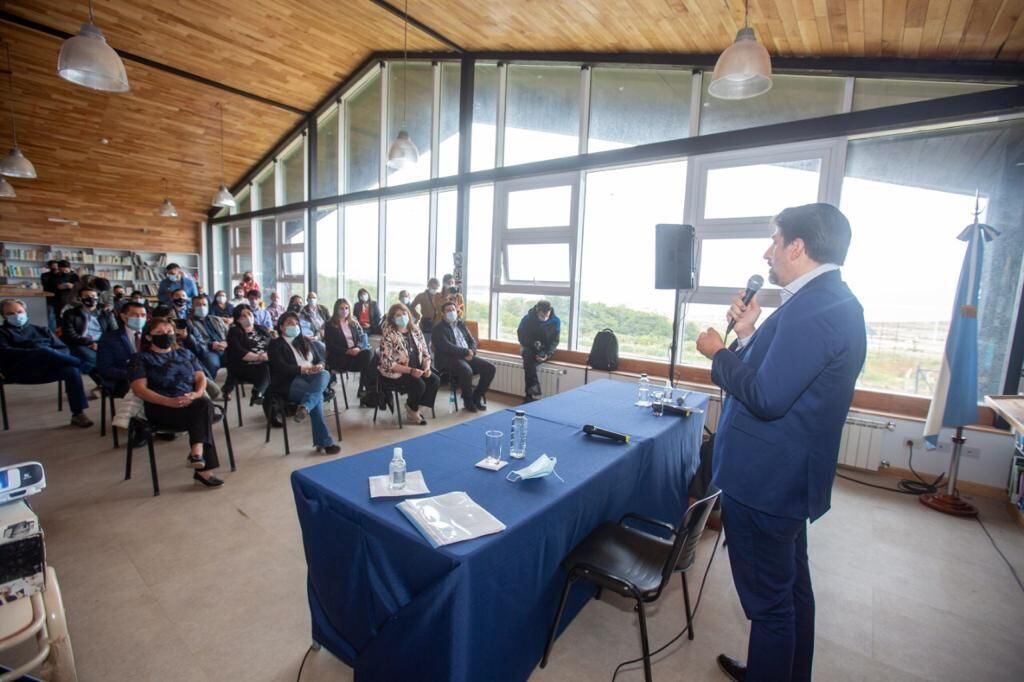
[{"xmin": 0, "ymin": 0, "xmax": 1021, "ymax": 253}]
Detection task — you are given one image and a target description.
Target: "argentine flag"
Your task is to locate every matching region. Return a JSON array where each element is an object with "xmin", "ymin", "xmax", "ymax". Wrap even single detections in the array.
[{"xmin": 923, "ymin": 217, "xmax": 999, "ymax": 448}]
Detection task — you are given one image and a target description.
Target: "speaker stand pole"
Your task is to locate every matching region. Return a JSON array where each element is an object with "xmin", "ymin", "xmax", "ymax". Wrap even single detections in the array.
[{"xmin": 669, "ymin": 288, "xmax": 682, "ymax": 387}]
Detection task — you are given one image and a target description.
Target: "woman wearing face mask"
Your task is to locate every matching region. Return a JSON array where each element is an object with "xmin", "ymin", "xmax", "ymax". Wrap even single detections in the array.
[
  {"xmin": 238, "ymin": 271, "xmax": 260, "ymax": 296},
  {"xmin": 378, "ymin": 303, "xmax": 438, "ymax": 425},
  {"xmin": 268, "ymin": 312, "xmax": 340, "ymax": 454},
  {"xmin": 128, "ymin": 317, "xmax": 224, "ymax": 488},
  {"xmin": 224, "ymin": 306, "xmax": 278, "ymax": 425},
  {"xmin": 229, "ymin": 287, "xmax": 247, "ymax": 308},
  {"xmin": 210, "ymin": 290, "xmax": 234, "ymax": 319},
  {"xmin": 324, "ymin": 298, "xmax": 375, "ymax": 402},
  {"xmin": 353, "ymin": 288, "xmax": 381, "ymax": 336},
  {"xmin": 301, "ymin": 292, "xmax": 330, "ymax": 339}
]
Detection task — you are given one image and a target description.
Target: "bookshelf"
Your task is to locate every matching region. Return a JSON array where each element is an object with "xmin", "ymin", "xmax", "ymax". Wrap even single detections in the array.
[
  {"xmin": 984, "ymin": 395, "xmax": 1024, "ymax": 528},
  {"xmin": 0, "ymin": 241, "xmax": 201, "ymax": 296}
]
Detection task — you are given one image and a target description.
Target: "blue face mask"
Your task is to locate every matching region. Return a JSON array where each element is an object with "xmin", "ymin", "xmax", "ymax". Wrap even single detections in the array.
[
  {"xmin": 126, "ymin": 316, "xmax": 146, "ymax": 331},
  {"xmin": 506, "ymin": 454, "xmax": 563, "ymax": 482},
  {"xmin": 445, "ymin": 311, "xmax": 457, "ymax": 323},
  {"xmin": 166, "ymin": 273, "xmax": 181, "ymax": 283},
  {"xmin": 394, "ymin": 315, "xmax": 409, "ymax": 329},
  {"xmin": 5, "ymin": 312, "xmax": 28, "ymax": 327},
  {"xmin": 193, "ymin": 306, "xmax": 208, "ymax": 318},
  {"xmin": 283, "ymin": 325, "xmax": 301, "ymax": 339}
]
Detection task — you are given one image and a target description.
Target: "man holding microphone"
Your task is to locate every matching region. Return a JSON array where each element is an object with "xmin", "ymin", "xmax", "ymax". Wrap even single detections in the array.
[{"xmin": 696, "ymin": 203, "xmax": 866, "ymax": 681}]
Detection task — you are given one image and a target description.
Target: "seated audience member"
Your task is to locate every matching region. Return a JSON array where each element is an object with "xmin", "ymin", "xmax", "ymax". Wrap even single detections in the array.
[
  {"xmin": 379, "ymin": 303, "xmax": 438, "ymax": 425},
  {"xmin": 431, "ymin": 274, "xmax": 465, "ymax": 326},
  {"xmin": 324, "ymin": 298, "xmax": 374, "ymax": 400},
  {"xmin": 112, "ymin": 284, "xmax": 127, "ymax": 310},
  {"xmin": 301, "ymin": 292, "xmax": 330, "ymax": 338},
  {"xmin": 96, "ymin": 300, "xmax": 148, "ymax": 397},
  {"xmin": 353, "ymin": 288, "xmax": 381, "ymax": 335},
  {"xmin": 516, "ymin": 300, "xmax": 561, "ymax": 401},
  {"xmin": 432, "ymin": 301, "xmax": 494, "ymax": 412},
  {"xmin": 210, "ymin": 290, "xmax": 234, "ymax": 319},
  {"xmin": 410, "ymin": 278, "xmax": 440, "ymax": 337},
  {"xmin": 60, "ymin": 286, "xmax": 117, "ymax": 376},
  {"xmin": 0, "ymin": 298, "xmax": 92, "ymax": 427},
  {"xmin": 265, "ymin": 290, "xmax": 285, "ymax": 326},
  {"xmin": 129, "ymin": 317, "xmax": 223, "ymax": 488},
  {"xmin": 129, "ymin": 290, "xmax": 150, "ymax": 313},
  {"xmin": 169, "ymin": 289, "xmax": 191, "ymax": 319},
  {"xmin": 52, "ymin": 260, "xmax": 80, "ymax": 314},
  {"xmin": 224, "ymin": 305, "xmax": 277, "ymax": 424},
  {"xmin": 229, "ymin": 286, "xmax": 247, "ymax": 308},
  {"xmin": 246, "ymin": 289, "xmax": 274, "ymax": 329},
  {"xmin": 157, "ymin": 263, "xmax": 198, "ymax": 307},
  {"xmin": 239, "ymin": 271, "xmax": 260, "ymax": 295},
  {"xmin": 268, "ymin": 312, "xmax": 340, "ymax": 454},
  {"xmin": 185, "ymin": 295, "xmax": 227, "ymax": 379}
]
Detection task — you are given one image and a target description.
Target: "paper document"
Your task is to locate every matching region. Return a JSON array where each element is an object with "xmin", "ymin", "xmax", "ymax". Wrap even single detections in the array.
[
  {"xmin": 397, "ymin": 491, "xmax": 505, "ymax": 547},
  {"xmin": 369, "ymin": 470, "xmax": 430, "ymax": 498}
]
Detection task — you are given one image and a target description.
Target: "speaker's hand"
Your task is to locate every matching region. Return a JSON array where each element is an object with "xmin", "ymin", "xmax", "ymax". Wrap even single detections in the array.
[
  {"xmin": 696, "ymin": 328, "xmax": 725, "ymax": 360},
  {"xmin": 727, "ymin": 289, "xmax": 761, "ymax": 339}
]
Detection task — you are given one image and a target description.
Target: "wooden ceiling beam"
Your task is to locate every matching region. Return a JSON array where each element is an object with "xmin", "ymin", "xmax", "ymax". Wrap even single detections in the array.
[{"xmin": 365, "ymin": 0, "xmax": 465, "ymax": 53}]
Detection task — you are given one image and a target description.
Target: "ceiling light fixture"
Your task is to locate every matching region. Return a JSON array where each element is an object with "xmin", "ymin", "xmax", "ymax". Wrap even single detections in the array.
[
  {"xmin": 708, "ymin": 0, "xmax": 773, "ymax": 100},
  {"xmin": 159, "ymin": 178, "xmax": 178, "ymax": 217},
  {"xmin": 386, "ymin": 0, "xmax": 420, "ymax": 170},
  {"xmin": 0, "ymin": 177, "xmax": 15, "ymax": 198},
  {"xmin": 211, "ymin": 102, "xmax": 235, "ymax": 208},
  {"xmin": 57, "ymin": 0, "xmax": 130, "ymax": 93},
  {"xmin": 1, "ymin": 41, "xmax": 36, "ymax": 179}
]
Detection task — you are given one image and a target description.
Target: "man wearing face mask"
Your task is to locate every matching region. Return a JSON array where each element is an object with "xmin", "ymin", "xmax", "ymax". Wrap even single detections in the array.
[
  {"xmin": 60, "ymin": 287, "xmax": 118, "ymax": 376},
  {"xmin": 410, "ymin": 278, "xmax": 440, "ymax": 338},
  {"xmin": 517, "ymin": 300, "xmax": 561, "ymax": 401},
  {"xmin": 0, "ymin": 298, "xmax": 93, "ymax": 427},
  {"xmin": 184, "ymin": 295, "xmax": 228, "ymax": 379},
  {"xmin": 157, "ymin": 263, "xmax": 198, "ymax": 307},
  {"xmin": 111, "ymin": 285, "xmax": 127, "ymax": 310},
  {"xmin": 52, "ymin": 260, "xmax": 80, "ymax": 314},
  {"xmin": 97, "ymin": 300, "xmax": 149, "ymax": 398},
  {"xmin": 302, "ymin": 292, "xmax": 330, "ymax": 338},
  {"xmin": 265, "ymin": 290, "xmax": 285, "ymax": 326},
  {"xmin": 169, "ymin": 290, "xmax": 190, "ymax": 319},
  {"xmin": 432, "ymin": 301, "xmax": 495, "ymax": 413},
  {"xmin": 246, "ymin": 289, "xmax": 275, "ymax": 329},
  {"xmin": 41, "ymin": 260, "xmax": 60, "ymax": 331}
]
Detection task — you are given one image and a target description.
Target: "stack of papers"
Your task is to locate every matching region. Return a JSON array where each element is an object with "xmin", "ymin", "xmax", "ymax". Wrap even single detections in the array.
[
  {"xmin": 397, "ymin": 492, "xmax": 506, "ymax": 547},
  {"xmin": 369, "ymin": 471, "xmax": 430, "ymax": 498}
]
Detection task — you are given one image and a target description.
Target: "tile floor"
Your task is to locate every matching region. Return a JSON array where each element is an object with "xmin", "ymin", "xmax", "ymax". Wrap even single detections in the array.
[{"xmin": 1, "ymin": 379, "xmax": 1022, "ymax": 681}]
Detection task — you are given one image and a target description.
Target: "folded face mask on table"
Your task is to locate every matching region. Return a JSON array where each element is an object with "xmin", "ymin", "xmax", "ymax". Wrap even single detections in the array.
[{"xmin": 506, "ymin": 454, "xmax": 563, "ymax": 482}]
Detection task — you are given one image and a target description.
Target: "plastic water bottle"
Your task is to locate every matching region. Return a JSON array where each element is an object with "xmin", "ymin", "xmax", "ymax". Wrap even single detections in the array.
[
  {"xmin": 510, "ymin": 410, "xmax": 528, "ymax": 459},
  {"xmin": 636, "ymin": 373, "xmax": 651, "ymax": 407},
  {"xmin": 389, "ymin": 447, "xmax": 406, "ymax": 489},
  {"xmin": 449, "ymin": 389, "xmax": 457, "ymax": 414}
]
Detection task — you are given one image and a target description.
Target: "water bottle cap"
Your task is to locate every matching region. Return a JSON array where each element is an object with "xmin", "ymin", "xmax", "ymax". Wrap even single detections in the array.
[
  {"xmin": 640, "ymin": 373, "xmax": 647, "ymax": 379},
  {"xmin": 393, "ymin": 447, "xmax": 403, "ymax": 460},
  {"xmin": 515, "ymin": 410, "xmax": 525, "ymax": 416}
]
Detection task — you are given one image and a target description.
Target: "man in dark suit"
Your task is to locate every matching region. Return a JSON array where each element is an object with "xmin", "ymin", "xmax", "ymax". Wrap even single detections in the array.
[
  {"xmin": 60, "ymin": 286, "xmax": 118, "ymax": 376},
  {"xmin": 96, "ymin": 300, "xmax": 149, "ymax": 397},
  {"xmin": 432, "ymin": 301, "xmax": 495, "ymax": 412},
  {"xmin": 696, "ymin": 203, "xmax": 866, "ymax": 682}
]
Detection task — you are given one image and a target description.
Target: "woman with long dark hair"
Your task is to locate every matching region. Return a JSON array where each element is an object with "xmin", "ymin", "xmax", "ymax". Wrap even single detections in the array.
[
  {"xmin": 352, "ymin": 288, "xmax": 381, "ymax": 335},
  {"xmin": 324, "ymin": 298, "xmax": 374, "ymax": 401}
]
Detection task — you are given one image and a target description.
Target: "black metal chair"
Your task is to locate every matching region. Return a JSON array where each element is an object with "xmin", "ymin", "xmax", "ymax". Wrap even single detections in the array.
[
  {"xmin": 123, "ymin": 402, "xmax": 235, "ymax": 496},
  {"xmin": 221, "ymin": 373, "xmax": 264, "ymax": 428},
  {"xmin": 98, "ymin": 383, "xmax": 120, "ymax": 448},
  {"xmin": 540, "ymin": 491, "xmax": 721, "ymax": 682},
  {"xmin": 372, "ymin": 376, "xmax": 437, "ymax": 428},
  {"xmin": 263, "ymin": 384, "xmax": 343, "ymax": 455},
  {"xmin": 0, "ymin": 371, "xmax": 65, "ymax": 431},
  {"xmin": 436, "ymin": 368, "xmax": 459, "ymax": 414}
]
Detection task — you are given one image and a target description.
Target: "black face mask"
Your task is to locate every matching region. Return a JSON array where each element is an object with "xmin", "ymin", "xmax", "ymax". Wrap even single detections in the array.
[
  {"xmin": 172, "ymin": 299, "xmax": 187, "ymax": 308},
  {"xmin": 288, "ymin": 303, "xmax": 301, "ymax": 313},
  {"xmin": 113, "ymin": 293, "xmax": 124, "ymax": 300},
  {"xmin": 150, "ymin": 333, "xmax": 174, "ymax": 349},
  {"xmin": 81, "ymin": 298, "xmax": 97, "ymax": 307}
]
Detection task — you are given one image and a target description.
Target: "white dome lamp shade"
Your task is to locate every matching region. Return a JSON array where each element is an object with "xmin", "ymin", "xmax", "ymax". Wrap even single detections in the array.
[
  {"xmin": 1, "ymin": 42, "xmax": 36, "ymax": 179},
  {"xmin": 708, "ymin": 1, "xmax": 772, "ymax": 100},
  {"xmin": 210, "ymin": 103, "xmax": 236, "ymax": 208},
  {"xmin": 159, "ymin": 178, "xmax": 179, "ymax": 217},
  {"xmin": 0, "ymin": 176, "xmax": 15, "ymax": 199},
  {"xmin": 386, "ymin": 0, "xmax": 420, "ymax": 171},
  {"xmin": 57, "ymin": 1, "xmax": 130, "ymax": 93}
]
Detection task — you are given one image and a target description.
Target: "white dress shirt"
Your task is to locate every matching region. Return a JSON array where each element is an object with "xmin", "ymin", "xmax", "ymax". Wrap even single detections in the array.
[{"xmin": 736, "ymin": 263, "xmax": 840, "ymax": 350}]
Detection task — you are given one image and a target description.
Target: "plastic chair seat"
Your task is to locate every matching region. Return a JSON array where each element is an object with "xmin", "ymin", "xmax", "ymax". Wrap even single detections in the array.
[{"xmin": 565, "ymin": 523, "xmax": 674, "ymax": 599}]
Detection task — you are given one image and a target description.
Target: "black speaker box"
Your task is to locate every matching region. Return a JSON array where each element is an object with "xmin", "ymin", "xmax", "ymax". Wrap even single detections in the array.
[{"xmin": 655, "ymin": 224, "xmax": 696, "ymax": 290}]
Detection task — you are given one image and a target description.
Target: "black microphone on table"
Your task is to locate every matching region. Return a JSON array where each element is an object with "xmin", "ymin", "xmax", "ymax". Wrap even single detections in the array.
[
  {"xmin": 725, "ymin": 274, "xmax": 765, "ymax": 335},
  {"xmin": 582, "ymin": 424, "xmax": 630, "ymax": 444}
]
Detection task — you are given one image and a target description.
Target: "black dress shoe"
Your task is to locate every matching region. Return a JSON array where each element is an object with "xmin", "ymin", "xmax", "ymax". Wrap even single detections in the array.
[
  {"xmin": 193, "ymin": 473, "xmax": 224, "ymax": 488},
  {"xmin": 473, "ymin": 395, "xmax": 487, "ymax": 411},
  {"xmin": 250, "ymin": 390, "xmax": 264, "ymax": 406},
  {"xmin": 716, "ymin": 654, "xmax": 746, "ymax": 681},
  {"xmin": 322, "ymin": 388, "xmax": 336, "ymax": 403},
  {"xmin": 462, "ymin": 399, "xmax": 479, "ymax": 413}
]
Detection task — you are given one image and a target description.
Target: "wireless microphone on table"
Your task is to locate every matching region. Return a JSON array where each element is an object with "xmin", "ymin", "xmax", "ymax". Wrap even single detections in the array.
[{"xmin": 582, "ymin": 424, "xmax": 630, "ymax": 444}]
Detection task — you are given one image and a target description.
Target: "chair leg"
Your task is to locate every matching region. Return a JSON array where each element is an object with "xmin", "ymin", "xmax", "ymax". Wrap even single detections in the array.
[
  {"xmin": 282, "ymin": 406, "xmax": 290, "ymax": 455},
  {"xmin": 541, "ymin": 574, "xmax": 575, "ymax": 669},
  {"xmin": 0, "ymin": 382, "xmax": 8, "ymax": 431},
  {"xmin": 110, "ymin": 395, "xmax": 119, "ymax": 448},
  {"xmin": 340, "ymin": 374, "xmax": 349, "ymax": 409},
  {"xmin": 146, "ymin": 434, "xmax": 160, "ymax": 496},
  {"xmin": 332, "ymin": 396, "xmax": 342, "ymax": 441},
  {"xmin": 235, "ymin": 383, "xmax": 243, "ymax": 427},
  {"xmin": 240, "ymin": 384, "xmax": 246, "ymax": 397},
  {"xmin": 100, "ymin": 391, "xmax": 107, "ymax": 437},
  {"xmin": 681, "ymin": 572, "xmax": 694, "ymax": 640},
  {"xmin": 394, "ymin": 391, "xmax": 402, "ymax": 429},
  {"xmin": 222, "ymin": 413, "xmax": 236, "ymax": 472},
  {"xmin": 264, "ymin": 404, "xmax": 272, "ymax": 443},
  {"xmin": 636, "ymin": 600, "xmax": 653, "ymax": 682},
  {"xmin": 372, "ymin": 400, "xmax": 379, "ymax": 423},
  {"xmin": 124, "ymin": 422, "xmax": 135, "ymax": 480},
  {"xmin": 57, "ymin": 380, "xmax": 63, "ymax": 412}
]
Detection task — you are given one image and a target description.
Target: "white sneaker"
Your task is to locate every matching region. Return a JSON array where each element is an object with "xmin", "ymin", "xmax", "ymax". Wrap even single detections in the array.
[{"xmin": 405, "ymin": 407, "xmax": 423, "ymax": 425}]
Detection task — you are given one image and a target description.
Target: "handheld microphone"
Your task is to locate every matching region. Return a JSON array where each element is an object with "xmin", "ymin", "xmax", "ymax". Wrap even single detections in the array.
[
  {"xmin": 583, "ymin": 424, "xmax": 630, "ymax": 444},
  {"xmin": 726, "ymin": 274, "xmax": 764, "ymax": 335}
]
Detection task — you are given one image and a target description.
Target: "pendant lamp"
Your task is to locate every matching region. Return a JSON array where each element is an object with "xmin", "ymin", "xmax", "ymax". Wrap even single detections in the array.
[
  {"xmin": 57, "ymin": 0, "xmax": 130, "ymax": 93},
  {"xmin": 211, "ymin": 103, "xmax": 236, "ymax": 208},
  {"xmin": 1, "ymin": 42, "xmax": 36, "ymax": 179},
  {"xmin": 0, "ymin": 177, "xmax": 14, "ymax": 199},
  {"xmin": 386, "ymin": 0, "xmax": 420, "ymax": 170},
  {"xmin": 159, "ymin": 177, "xmax": 178, "ymax": 217},
  {"xmin": 708, "ymin": 0, "xmax": 772, "ymax": 100}
]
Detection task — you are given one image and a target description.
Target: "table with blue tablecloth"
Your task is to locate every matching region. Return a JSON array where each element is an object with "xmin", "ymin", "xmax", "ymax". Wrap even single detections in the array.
[{"xmin": 291, "ymin": 379, "xmax": 708, "ymax": 682}]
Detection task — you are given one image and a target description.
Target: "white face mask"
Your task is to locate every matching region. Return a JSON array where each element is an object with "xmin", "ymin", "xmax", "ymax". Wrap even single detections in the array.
[
  {"xmin": 428, "ymin": 287, "xmax": 438, "ymax": 295},
  {"xmin": 506, "ymin": 454, "xmax": 562, "ymax": 482},
  {"xmin": 359, "ymin": 294, "xmax": 369, "ymax": 302},
  {"xmin": 239, "ymin": 316, "xmax": 253, "ymax": 329},
  {"xmin": 339, "ymin": 308, "xmax": 350, "ymax": 318},
  {"xmin": 215, "ymin": 295, "xmax": 226, "ymax": 304}
]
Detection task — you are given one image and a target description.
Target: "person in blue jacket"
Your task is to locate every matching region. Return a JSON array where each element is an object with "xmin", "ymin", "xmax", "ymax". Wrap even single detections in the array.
[
  {"xmin": 696, "ymin": 203, "xmax": 866, "ymax": 682},
  {"xmin": 157, "ymin": 263, "xmax": 198, "ymax": 307},
  {"xmin": 96, "ymin": 300, "xmax": 149, "ymax": 397},
  {"xmin": 516, "ymin": 300, "xmax": 560, "ymax": 401}
]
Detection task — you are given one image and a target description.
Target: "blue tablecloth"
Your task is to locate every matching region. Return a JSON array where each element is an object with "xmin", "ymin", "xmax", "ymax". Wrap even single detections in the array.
[{"xmin": 291, "ymin": 379, "xmax": 707, "ymax": 681}]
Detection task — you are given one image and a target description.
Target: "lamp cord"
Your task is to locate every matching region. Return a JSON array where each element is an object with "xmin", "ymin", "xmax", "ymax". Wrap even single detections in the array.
[
  {"xmin": 218, "ymin": 102, "xmax": 225, "ymax": 181},
  {"xmin": 88, "ymin": 0, "xmax": 95, "ymax": 24},
  {"xmin": 3, "ymin": 42, "xmax": 17, "ymax": 147},
  {"xmin": 402, "ymin": 0, "xmax": 409, "ymax": 129}
]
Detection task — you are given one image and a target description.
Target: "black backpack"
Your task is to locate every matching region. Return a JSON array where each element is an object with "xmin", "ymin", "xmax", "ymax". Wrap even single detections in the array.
[{"xmin": 587, "ymin": 328, "xmax": 619, "ymax": 371}]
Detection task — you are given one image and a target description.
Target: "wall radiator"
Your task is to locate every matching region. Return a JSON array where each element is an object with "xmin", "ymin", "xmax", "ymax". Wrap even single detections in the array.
[{"xmin": 486, "ymin": 357, "xmax": 567, "ymax": 398}]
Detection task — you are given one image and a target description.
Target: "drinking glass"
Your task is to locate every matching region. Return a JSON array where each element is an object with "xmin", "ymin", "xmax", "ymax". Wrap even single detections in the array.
[
  {"xmin": 650, "ymin": 390, "xmax": 665, "ymax": 417},
  {"xmin": 486, "ymin": 430, "xmax": 503, "ymax": 464}
]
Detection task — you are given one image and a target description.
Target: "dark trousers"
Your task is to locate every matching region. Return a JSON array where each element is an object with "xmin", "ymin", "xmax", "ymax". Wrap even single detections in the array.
[
  {"xmin": 721, "ymin": 493, "xmax": 813, "ymax": 682},
  {"xmin": 194, "ymin": 348, "xmax": 223, "ymax": 379},
  {"xmin": 520, "ymin": 349, "xmax": 547, "ymax": 394},
  {"xmin": 70, "ymin": 346, "xmax": 97, "ymax": 376},
  {"xmin": 143, "ymin": 398, "xmax": 220, "ymax": 471},
  {"xmin": 330, "ymin": 348, "xmax": 373, "ymax": 391},
  {"xmin": 5, "ymin": 362, "xmax": 88, "ymax": 414},
  {"xmin": 446, "ymin": 356, "xmax": 495, "ymax": 400},
  {"xmin": 226, "ymin": 362, "xmax": 273, "ymax": 420},
  {"xmin": 394, "ymin": 372, "xmax": 440, "ymax": 411}
]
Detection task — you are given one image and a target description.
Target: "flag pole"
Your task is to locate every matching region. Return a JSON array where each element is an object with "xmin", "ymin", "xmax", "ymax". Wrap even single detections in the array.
[{"xmin": 920, "ymin": 426, "xmax": 978, "ymax": 516}]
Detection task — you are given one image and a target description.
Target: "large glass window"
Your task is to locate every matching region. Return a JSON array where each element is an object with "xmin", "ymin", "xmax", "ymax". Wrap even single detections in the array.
[
  {"xmin": 699, "ymin": 74, "xmax": 845, "ymax": 135},
  {"xmin": 315, "ymin": 108, "xmax": 339, "ymax": 198},
  {"xmin": 436, "ymin": 190, "xmax": 458, "ymax": 279},
  {"xmin": 589, "ymin": 67, "xmax": 692, "ymax": 152},
  {"xmin": 504, "ymin": 65, "xmax": 580, "ymax": 166},
  {"xmin": 234, "ymin": 186, "xmax": 251, "ymax": 215},
  {"xmin": 256, "ymin": 168, "xmax": 276, "ymax": 210},
  {"xmin": 387, "ymin": 62, "xmax": 433, "ymax": 185},
  {"xmin": 280, "ymin": 137, "xmax": 305, "ymax": 205},
  {"xmin": 472, "ymin": 64, "xmax": 499, "ymax": 171},
  {"xmin": 703, "ymin": 159, "xmax": 822, "ymax": 220},
  {"xmin": 439, "ymin": 63, "xmax": 461, "ymax": 177},
  {"xmin": 841, "ymin": 119, "xmax": 1024, "ymax": 399},
  {"xmin": 578, "ymin": 161, "xmax": 687, "ymax": 358},
  {"xmin": 343, "ymin": 201, "xmax": 379, "ymax": 301},
  {"xmin": 230, "ymin": 222, "xmax": 252, "ymax": 281},
  {"xmin": 467, "ymin": 185, "xmax": 494, "ymax": 337},
  {"xmin": 276, "ymin": 214, "xmax": 305, "ymax": 299},
  {"xmin": 852, "ymin": 79, "xmax": 1005, "ymax": 112},
  {"xmin": 259, "ymin": 218, "xmax": 275, "ymax": 292},
  {"xmin": 345, "ymin": 72, "xmax": 381, "ymax": 193},
  {"xmin": 315, "ymin": 207, "xmax": 339, "ymax": 303},
  {"xmin": 385, "ymin": 194, "xmax": 429, "ymax": 306},
  {"xmin": 496, "ymin": 293, "xmax": 570, "ymax": 349}
]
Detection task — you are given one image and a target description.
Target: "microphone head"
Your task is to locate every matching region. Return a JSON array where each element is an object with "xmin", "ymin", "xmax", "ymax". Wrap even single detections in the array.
[{"xmin": 746, "ymin": 274, "xmax": 764, "ymax": 293}]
